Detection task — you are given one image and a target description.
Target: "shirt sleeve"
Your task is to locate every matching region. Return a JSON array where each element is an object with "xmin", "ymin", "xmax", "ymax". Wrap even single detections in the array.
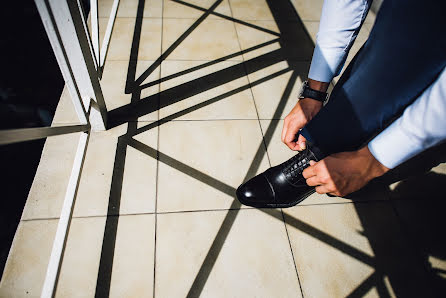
[
  {"xmin": 308, "ymin": 0, "xmax": 371, "ymax": 83},
  {"xmin": 368, "ymin": 67, "xmax": 446, "ymax": 169}
]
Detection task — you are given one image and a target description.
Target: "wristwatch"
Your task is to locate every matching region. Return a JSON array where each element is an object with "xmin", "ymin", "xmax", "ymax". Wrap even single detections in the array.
[{"xmin": 299, "ymin": 80, "xmax": 329, "ymax": 103}]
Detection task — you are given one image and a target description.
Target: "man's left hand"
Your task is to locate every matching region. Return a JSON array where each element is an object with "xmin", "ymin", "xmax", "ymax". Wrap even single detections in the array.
[{"xmin": 302, "ymin": 146, "xmax": 389, "ymax": 197}]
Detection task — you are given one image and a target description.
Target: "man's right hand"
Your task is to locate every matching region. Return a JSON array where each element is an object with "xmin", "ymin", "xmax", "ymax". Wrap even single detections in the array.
[
  {"xmin": 281, "ymin": 79, "xmax": 329, "ymax": 151},
  {"xmin": 281, "ymin": 98, "xmax": 323, "ymax": 150}
]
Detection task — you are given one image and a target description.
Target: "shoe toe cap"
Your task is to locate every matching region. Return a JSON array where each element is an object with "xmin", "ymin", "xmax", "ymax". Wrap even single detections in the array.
[{"xmin": 236, "ymin": 174, "xmax": 274, "ymax": 206}]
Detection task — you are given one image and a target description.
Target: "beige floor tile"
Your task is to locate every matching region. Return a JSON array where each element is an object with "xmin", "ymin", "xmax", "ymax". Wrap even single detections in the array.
[
  {"xmin": 290, "ymin": 0, "xmax": 324, "ymax": 21},
  {"xmin": 229, "ymin": 0, "xmax": 275, "ymax": 21},
  {"xmin": 234, "ymin": 20, "xmax": 281, "ymax": 61},
  {"xmin": 119, "ymin": 129, "xmax": 158, "ymax": 215},
  {"xmin": 302, "ymin": 21, "xmax": 318, "ymax": 44},
  {"xmin": 157, "ymin": 120, "xmax": 270, "ymax": 212},
  {"xmin": 52, "ymin": 86, "xmax": 81, "ymax": 125},
  {"xmin": 163, "ymin": 0, "xmax": 232, "ymax": 19},
  {"xmin": 259, "ymin": 119, "xmax": 294, "ymax": 166},
  {"xmin": 236, "ymin": 20, "xmax": 314, "ymax": 62},
  {"xmin": 247, "ymin": 61, "xmax": 308, "ymax": 119},
  {"xmin": 108, "ymin": 214, "xmax": 155, "ymax": 298},
  {"xmin": 100, "ymin": 17, "xmax": 161, "ymax": 61},
  {"xmin": 392, "ymin": 199, "xmax": 446, "ymax": 293},
  {"xmin": 432, "ymin": 162, "xmax": 446, "ymax": 174},
  {"xmin": 159, "ymin": 60, "xmax": 257, "ymax": 120},
  {"xmin": 155, "ymin": 209, "xmax": 302, "ymax": 297},
  {"xmin": 55, "ymin": 217, "xmax": 106, "ymax": 298},
  {"xmin": 0, "ymin": 220, "xmax": 58, "ymax": 297},
  {"xmin": 364, "ymin": 22, "xmax": 375, "ymax": 33},
  {"xmin": 131, "ymin": 126, "xmax": 164, "ymax": 205},
  {"xmin": 162, "ymin": 18, "xmax": 241, "ymax": 61},
  {"xmin": 284, "ymin": 202, "xmax": 435, "ymax": 297},
  {"xmin": 73, "ymin": 124, "xmax": 158, "ymax": 216},
  {"xmin": 73, "ymin": 125, "xmax": 126, "ymax": 217},
  {"xmin": 98, "ymin": 0, "xmax": 162, "ymax": 18},
  {"xmin": 101, "ymin": 60, "xmax": 160, "ymax": 121},
  {"xmin": 365, "ymin": 10, "xmax": 377, "ymax": 25},
  {"xmin": 21, "ymin": 133, "xmax": 81, "ymax": 220}
]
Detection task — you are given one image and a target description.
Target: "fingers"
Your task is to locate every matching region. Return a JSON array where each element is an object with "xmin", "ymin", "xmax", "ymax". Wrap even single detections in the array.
[
  {"xmin": 305, "ymin": 176, "xmax": 320, "ymax": 186},
  {"xmin": 282, "ymin": 115, "xmax": 306, "ymax": 151},
  {"xmin": 284, "ymin": 127, "xmax": 301, "ymax": 150},
  {"xmin": 302, "ymin": 162, "xmax": 317, "ymax": 178},
  {"xmin": 281, "ymin": 120, "xmax": 287, "ymax": 143},
  {"xmin": 281, "ymin": 121, "xmax": 297, "ymax": 149},
  {"xmin": 297, "ymin": 134, "xmax": 306, "ymax": 150},
  {"xmin": 315, "ymin": 185, "xmax": 330, "ymax": 194}
]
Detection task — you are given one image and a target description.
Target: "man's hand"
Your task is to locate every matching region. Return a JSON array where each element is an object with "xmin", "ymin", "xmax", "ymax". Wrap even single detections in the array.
[
  {"xmin": 302, "ymin": 146, "xmax": 390, "ymax": 197},
  {"xmin": 281, "ymin": 79, "xmax": 328, "ymax": 151},
  {"xmin": 281, "ymin": 98, "xmax": 323, "ymax": 150}
]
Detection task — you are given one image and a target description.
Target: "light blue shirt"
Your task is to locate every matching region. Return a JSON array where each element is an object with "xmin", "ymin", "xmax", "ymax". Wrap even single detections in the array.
[{"xmin": 308, "ymin": 0, "xmax": 446, "ymax": 169}]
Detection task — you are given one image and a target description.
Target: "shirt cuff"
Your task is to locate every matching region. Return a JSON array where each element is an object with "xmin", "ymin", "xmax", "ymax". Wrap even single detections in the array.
[
  {"xmin": 368, "ymin": 118, "xmax": 425, "ymax": 169},
  {"xmin": 308, "ymin": 44, "xmax": 347, "ymax": 83}
]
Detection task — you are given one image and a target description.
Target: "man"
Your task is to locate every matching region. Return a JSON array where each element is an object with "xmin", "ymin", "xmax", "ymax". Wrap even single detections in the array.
[{"xmin": 236, "ymin": 0, "xmax": 446, "ymax": 208}]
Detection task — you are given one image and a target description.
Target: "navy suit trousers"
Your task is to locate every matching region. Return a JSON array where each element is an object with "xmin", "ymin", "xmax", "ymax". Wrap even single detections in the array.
[{"xmin": 301, "ymin": 0, "xmax": 446, "ymax": 157}]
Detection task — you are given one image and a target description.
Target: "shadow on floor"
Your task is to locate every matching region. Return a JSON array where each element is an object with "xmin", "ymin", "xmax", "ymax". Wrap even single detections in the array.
[
  {"xmin": 90, "ymin": 0, "xmax": 446, "ymax": 297},
  {"xmin": 346, "ymin": 142, "xmax": 446, "ymax": 297}
]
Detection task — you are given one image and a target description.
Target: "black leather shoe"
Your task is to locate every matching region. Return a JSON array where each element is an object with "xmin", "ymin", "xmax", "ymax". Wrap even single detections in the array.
[{"xmin": 236, "ymin": 146, "xmax": 319, "ymax": 208}]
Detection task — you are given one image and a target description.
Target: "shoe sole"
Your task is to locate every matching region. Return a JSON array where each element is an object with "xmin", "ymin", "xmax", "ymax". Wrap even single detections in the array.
[{"xmin": 237, "ymin": 188, "xmax": 316, "ymax": 209}]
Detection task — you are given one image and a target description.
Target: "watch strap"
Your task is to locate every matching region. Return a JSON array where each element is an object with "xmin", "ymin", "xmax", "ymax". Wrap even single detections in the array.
[
  {"xmin": 301, "ymin": 86, "xmax": 328, "ymax": 102},
  {"xmin": 300, "ymin": 80, "xmax": 328, "ymax": 102}
]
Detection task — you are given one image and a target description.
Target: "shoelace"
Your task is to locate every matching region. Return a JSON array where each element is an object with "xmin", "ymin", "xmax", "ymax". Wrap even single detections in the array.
[{"xmin": 282, "ymin": 148, "xmax": 317, "ymax": 184}]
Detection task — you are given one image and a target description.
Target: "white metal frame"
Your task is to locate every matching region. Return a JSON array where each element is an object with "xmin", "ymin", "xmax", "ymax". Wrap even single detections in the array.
[
  {"xmin": 98, "ymin": 0, "xmax": 120, "ymax": 71},
  {"xmin": 0, "ymin": 0, "xmax": 119, "ymax": 297}
]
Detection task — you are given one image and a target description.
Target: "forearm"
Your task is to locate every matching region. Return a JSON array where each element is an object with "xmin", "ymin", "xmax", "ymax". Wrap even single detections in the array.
[
  {"xmin": 307, "ymin": 78, "xmax": 329, "ymax": 93},
  {"xmin": 308, "ymin": 0, "xmax": 372, "ymax": 83}
]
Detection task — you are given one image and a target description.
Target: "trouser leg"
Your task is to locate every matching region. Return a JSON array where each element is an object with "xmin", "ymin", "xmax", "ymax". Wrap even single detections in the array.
[{"xmin": 301, "ymin": 0, "xmax": 446, "ymax": 157}]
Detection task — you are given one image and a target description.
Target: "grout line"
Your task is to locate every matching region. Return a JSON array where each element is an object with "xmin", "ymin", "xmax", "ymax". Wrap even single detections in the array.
[
  {"xmin": 129, "ymin": 118, "xmax": 288, "ymax": 122},
  {"xmin": 19, "ymin": 199, "xmax": 392, "ymax": 223},
  {"xmin": 104, "ymin": 58, "xmax": 311, "ymax": 62},
  {"xmin": 21, "ymin": 217, "xmax": 60, "ymax": 222},
  {"xmin": 97, "ymin": 16, "xmax": 162, "ymax": 19},
  {"xmin": 153, "ymin": 3, "xmax": 164, "ymax": 297},
  {"xmin": 157, "ymin": 207, "xmax": 255, "ymax": 215},
  {"xmin": 163, "ymin": 17, "xmax": 304, "ymax": 22},
  {"xmin": 280, "ymin": 208, "xmax": 305, "ymax": 298},
  {"xmin": 227, "ymin": 0, "xmax": 272, "ymax": 167},
  {"xmin": 100, "ymin": 16, "xmax": 320, "ymax": 23},
  {"xmin": 126, "ymin": 116, "xmax": 284, "ymax": 123},
  {"xmin": 99, "ymin": 16, "xmax": 313, "ymax": 22}
]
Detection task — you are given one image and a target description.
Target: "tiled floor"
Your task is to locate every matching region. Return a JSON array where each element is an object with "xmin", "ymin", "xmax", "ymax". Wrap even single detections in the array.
[{"xmin": 1, "ymin": 0, "xmax": 446, "ymax": 297}]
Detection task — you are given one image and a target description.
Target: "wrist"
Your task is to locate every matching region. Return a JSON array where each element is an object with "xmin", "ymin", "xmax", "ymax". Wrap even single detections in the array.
[
  {"xmin": 298, "ymin": 98, "xmax": 323, "ymax": 120},
  {"xmin": 308, "ymin": 78, "xmax": 329, "ymax": 93},
  {"xmin": 358, "ymin": 146, "xmax": 390, "ymax": 179}
]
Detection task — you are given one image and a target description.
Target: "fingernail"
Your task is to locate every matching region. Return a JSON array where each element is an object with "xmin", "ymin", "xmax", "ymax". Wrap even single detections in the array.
[{"xmin": 300, "ymin": 141, "xmax": 306, "ymax": 150}]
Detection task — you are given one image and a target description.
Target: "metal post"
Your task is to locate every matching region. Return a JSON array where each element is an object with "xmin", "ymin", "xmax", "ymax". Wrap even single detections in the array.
[
  {"xmin": 34, "ymin": 0, "xmax": 89, "ymax": 125},
  {"xmin": 100, "ymin": 0, "xmax": 120, "ymax": 71},
  {"xmin": 40, "ymin": 131, "xmax": 90, "ymax": 298},
  {"xmin": 35, "ymin": 0, "xmax": 108, "ymax": 131},
  {"xmin": 90, "ymin": 0, "xmax": 100, "ymax": 68}
]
